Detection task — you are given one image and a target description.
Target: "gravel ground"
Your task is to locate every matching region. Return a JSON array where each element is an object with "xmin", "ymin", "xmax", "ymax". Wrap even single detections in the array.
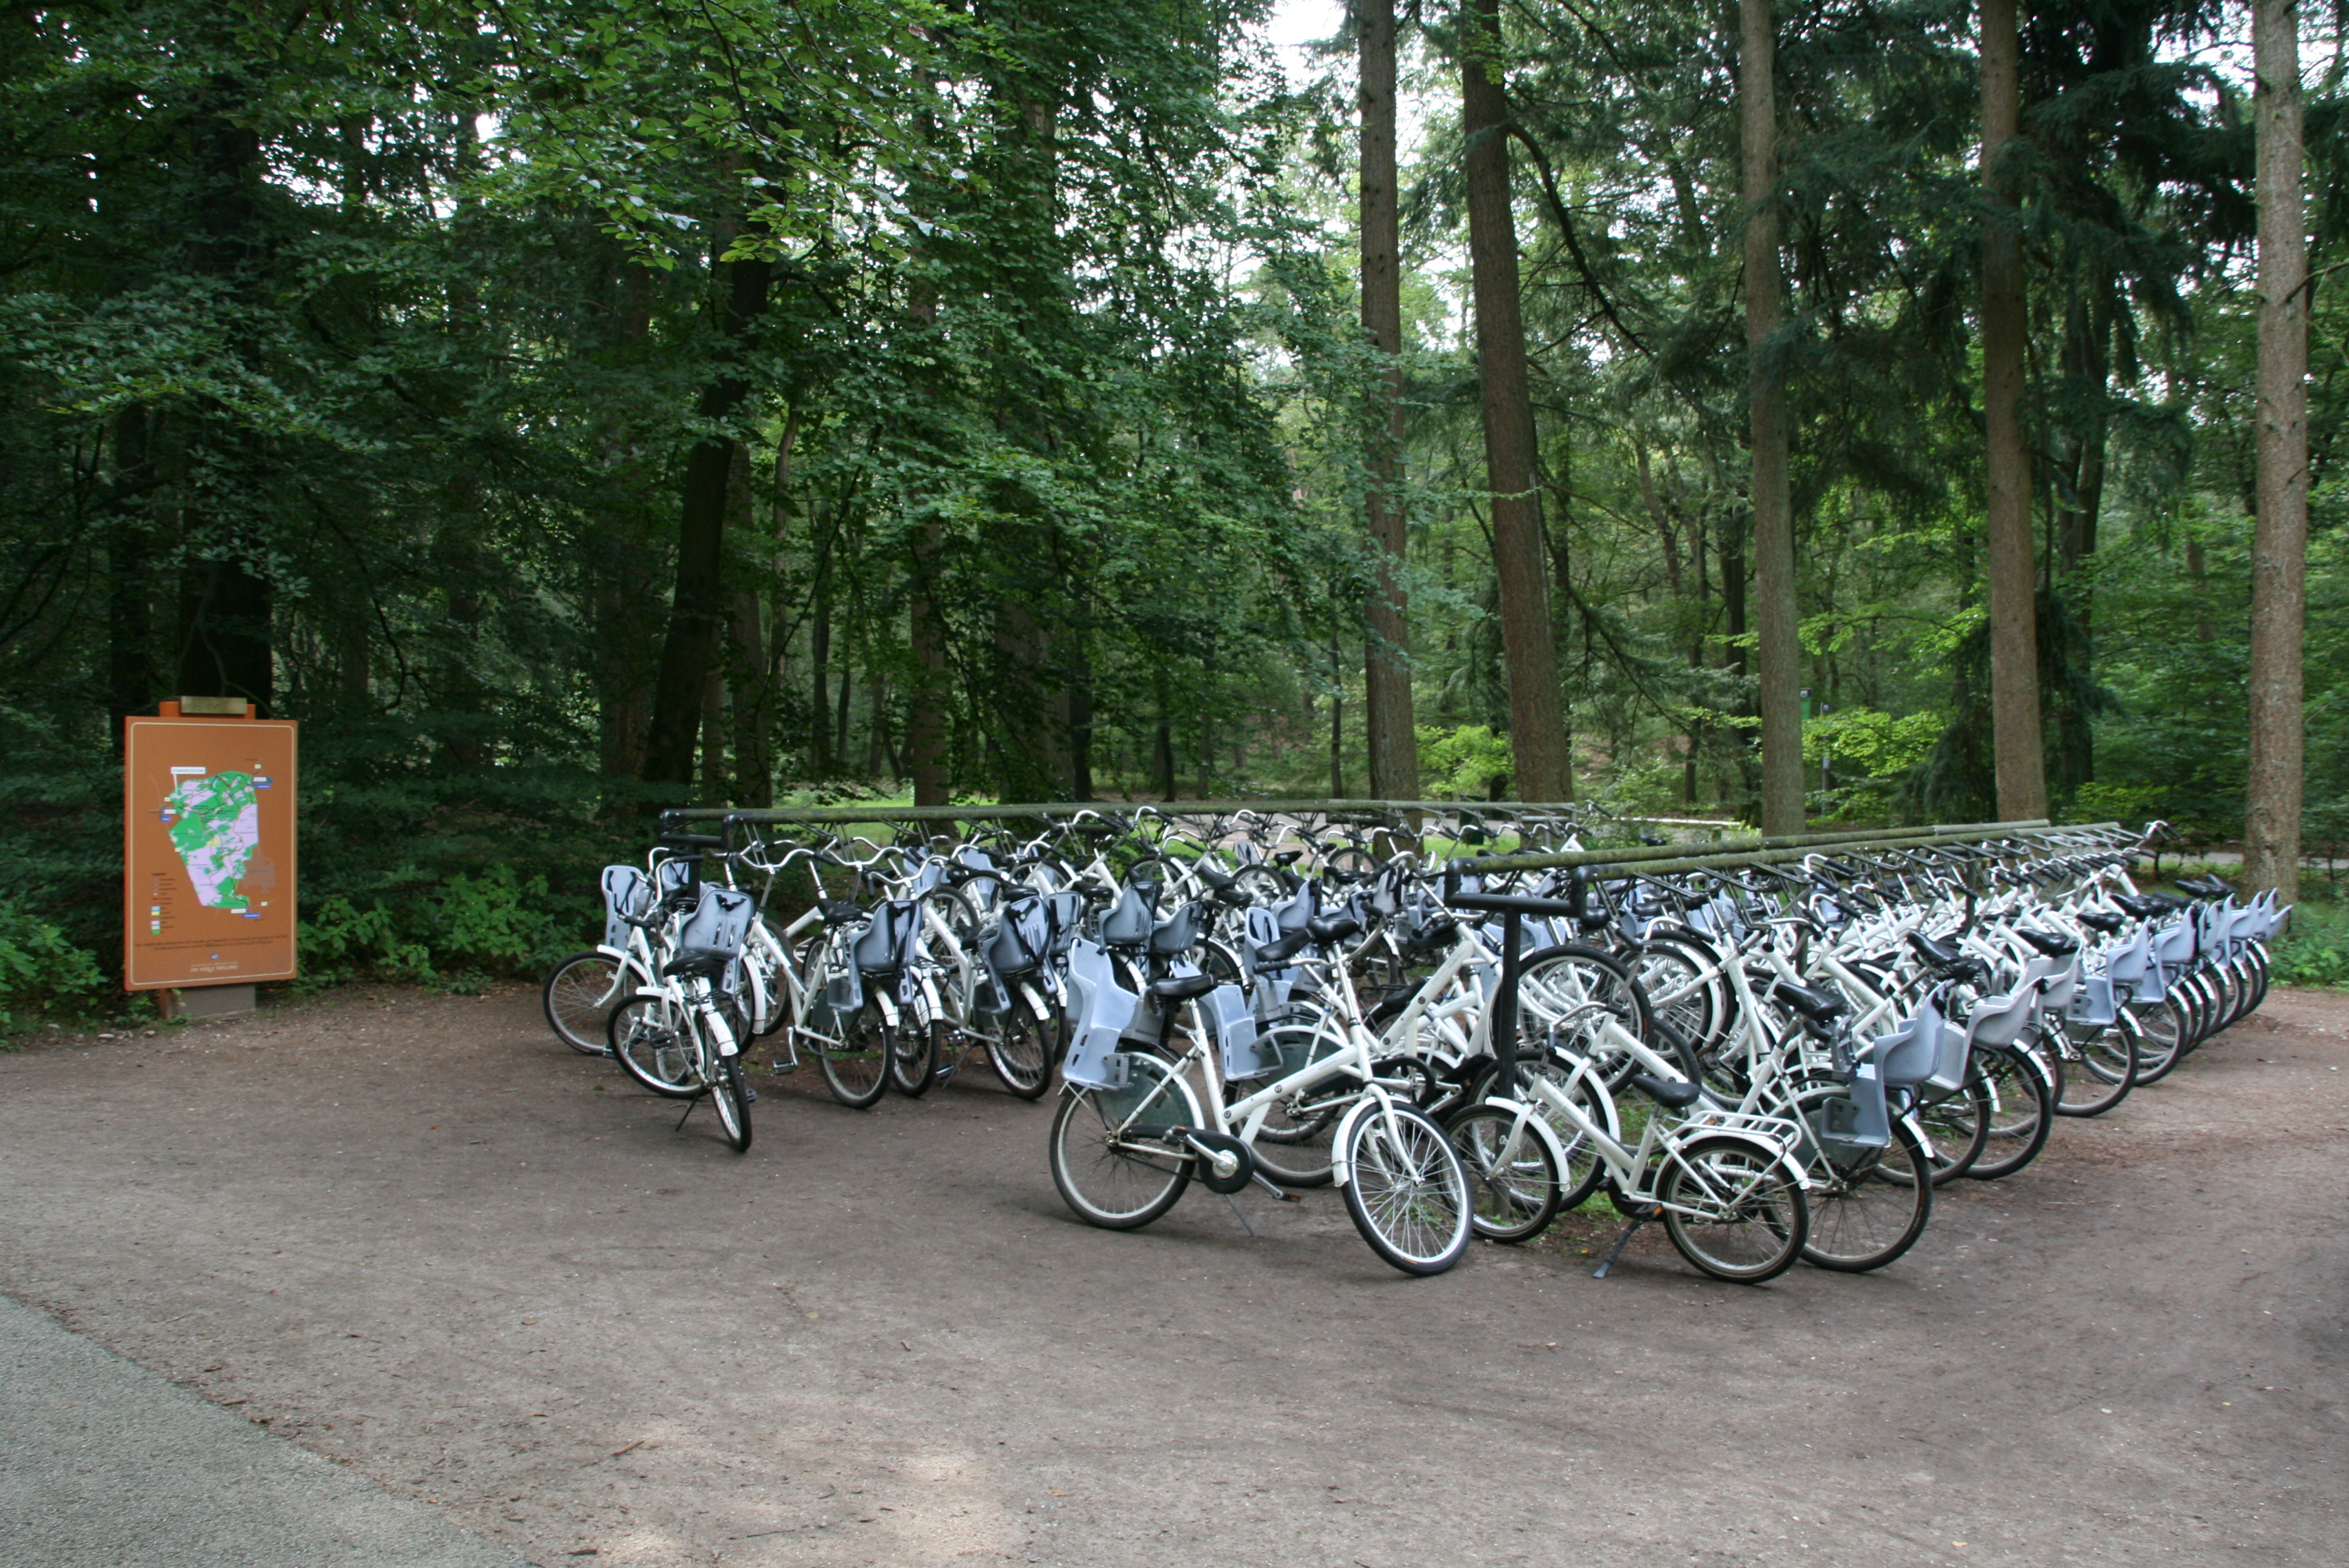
[{"xmin": 1, "ymin": 983, "xmax": 2343, "ymax": 1567}]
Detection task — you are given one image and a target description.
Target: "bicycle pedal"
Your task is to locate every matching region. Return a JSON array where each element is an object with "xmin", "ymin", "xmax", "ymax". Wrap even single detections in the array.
[
  {"xmin": 771, "ymin": 1061, "xmax": 798, "ymax": 1077},
  {"xmin": 744, "ymin": 1087, "xmax": 759, "ymax": 1103}
]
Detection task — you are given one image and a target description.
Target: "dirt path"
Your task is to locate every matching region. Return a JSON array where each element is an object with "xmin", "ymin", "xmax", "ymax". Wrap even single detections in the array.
[{"xmin": 3, "ymin": 985, "xmax": 2343, "ymax": 1567}]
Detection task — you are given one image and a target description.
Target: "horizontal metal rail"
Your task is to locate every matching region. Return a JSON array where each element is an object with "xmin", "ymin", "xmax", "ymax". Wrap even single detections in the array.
[
  {"xmin": 663, "ymin": 798, "xmax": 1636, "ymax": 827},
  {"xmin": 1450, "ymin": 819, "xmax": 2060, "ymax": 877},
  {"xmin": 1549, "ymin": 822, "xmax": 2119, "ymax": 884}
]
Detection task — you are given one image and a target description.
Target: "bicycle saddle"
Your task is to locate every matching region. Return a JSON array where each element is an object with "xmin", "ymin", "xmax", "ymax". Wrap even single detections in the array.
[
  {"xmin": 2075, "ymin": 910, "xmax": 2125, "ymax": 934},
  {"xmin": 1628, "ymin": 1072, "xmax": 1703, "ymax": 1109},
  {"xmin": 1771, "ymin": 981, "xmax": 1847, "ymax": 1022},
  {"xmin": 2115, "ymin": 893, "xmax": 2178, "ymax": 919},
  {"xmin": 1253, "ymin": 931, "xmax": 1309, "ymax": 967},
  {"xmin": 1274, "ymin": 848, "xmax": 1305, "ymax": 866},
  {"xmin": 1306, "ymin": 913, "xmax": 1362, "ymax": 946},
  {"xmin": 2014, "ymin": 927, "xmax": 2078, "ymax": 957},
  {"xmin": 1146, "ymin": 972, "xmax": 1219, "ymax": 1003},
  {"xmin": 1907, "ymin": 931, "xmax": 1967, "ymax": 969},
  {"xmin": 663, "ymin": 947, "xmax": 733, "ymax": 980}
]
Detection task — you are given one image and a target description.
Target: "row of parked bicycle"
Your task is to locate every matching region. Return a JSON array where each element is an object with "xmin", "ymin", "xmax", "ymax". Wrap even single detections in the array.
[{"xmin": 539, "ymin": 807, "xmax": 2286, "ymax": 1284}]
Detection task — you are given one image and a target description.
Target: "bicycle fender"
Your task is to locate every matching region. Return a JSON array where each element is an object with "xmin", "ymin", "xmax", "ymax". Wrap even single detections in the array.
[
  {"xmin": 1473, "ymin": 1095, "xmax": 1570, "ymax": 1172},
  {"xmin": 596, "ymin": 944, "xmax": 630, "ymax": 963},
  {"xmin": 1676, "ymin": 1124, "xmax": 1811, "ymax": 1192},
  {"xmin": 1326, "ymin": 1084, "xmax": 1396, "ymax": 1189}
]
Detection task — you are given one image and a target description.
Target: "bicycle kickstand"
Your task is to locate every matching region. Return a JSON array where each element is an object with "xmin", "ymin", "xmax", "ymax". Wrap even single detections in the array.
[
  {"xmin": 674, "ymin": 1096, "xmax": 700, "ymax": 1132},
  {"xmin": 1593, "ymin": 1204, "xmax": 1662, "ymax": 1279}
]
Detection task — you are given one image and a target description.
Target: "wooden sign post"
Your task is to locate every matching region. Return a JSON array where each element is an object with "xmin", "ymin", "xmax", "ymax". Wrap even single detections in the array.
[{"xmin": 123, "ymin": 700, "xmax": 298, "ymax": 1016}]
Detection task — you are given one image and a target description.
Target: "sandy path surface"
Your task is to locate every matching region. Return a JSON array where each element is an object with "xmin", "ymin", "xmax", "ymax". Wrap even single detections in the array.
[{"xmin": 2, "ymin": 983, "xmax": 2343, "ymax": 1566}]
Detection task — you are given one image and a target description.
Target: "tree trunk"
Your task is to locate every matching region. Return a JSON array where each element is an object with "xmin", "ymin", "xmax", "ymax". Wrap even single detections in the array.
[
  {"xmin": 730, "ymin": 430, "xmax": 782, "ymax": 808},
  {"xmin": 1359, "ymin": 0, "xmax": 1417, "ymax": 800},
  {"xmin": 1459, "ymin": 0, "xmax": 1572, "ymax": 804},
  {"xmin": 1980, "ymin": 0, "xmax": 2048, "ymax": 821},
  {"xmin": 1742, "ymin": 0, "xmax": 1803, "ymax": 837},
  {"xmin": 2246, "ymin": 0, "xmax": 2307, "ymax": 900},
  {"xmin": 108, "ymin": 405, "xmax": 156, "ymax": 744},
  {"xmin": 641, "ymin": 249, "xmax": 772, "ymax": 790},
  {"xmin": 176, "ymin": 99, "xmax": 273, "ymax": 712},
  {"xmin": 1719, "ymin": 512, "xmax": 1748, "ymax": 810},
  {"xmin": 809, "ymin": 527, "xmax": 834, "ymax": 776},
  {"xmin": 906, "ymin": 523, "xmax": 949, "ymax": 806}
]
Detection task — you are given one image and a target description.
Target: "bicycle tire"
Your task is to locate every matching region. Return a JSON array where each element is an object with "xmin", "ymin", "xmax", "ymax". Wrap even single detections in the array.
[
  {"xmin": 1963, "ymin": 1043, "xmax": 2055, "ymax": 1181},
  {"xmin": 985, "ymin": 991, "xmax": 1062, "ymax": 1101},
  {"xmin": 543, "ymin": 951, "xmax": 627, "ymax": 1056},
  {"xmin": 2128, "ymin": 996, "xmax": 2190, "ymax": 1083},
  {"xmin": 1446, "ymin": 1102, "xmax": 1562, "ymax": 1244},
  {"xmin": 1794, "ymin": 1088, "xmax": 1933, "ymax": 1273},
  {"xmin": 888, "ymin": 1015, "xmax": 945, "ymax": 1098},
  {"xmin": 1049, "ymin": 1053, "xmax": 1201, "ymax": 1229},
  {"xmin": 1628, "ymin": 932, "xmax": 1725, "ymax": 1056},
  {"xmin": 2053, "ymin": 1017, "xmax": 2137, "ymax": 1117},
  {"xmin": 1340, "ymin": 1101, "xmax": 1472, "ymax": 1275},
  {"xmin": 1516, "ymin": 944, "xmax": 1657, "ymax": 1085},
  {"xmin": 818, "ymin": 998, "xmax": 893, "ymax": 1109},
  {"xmin": 608, "ymin": 994, "xmax": 703, "ymax": 1098},
  {"xmin": 1232, "ymin": 1021, "xmax": 1342, "ymax": 1188},
  {"xmin": 1904, "ymin": 1073, "xmax": 1991, "ymax": 1185},
  {"xmin": 1657, "ymin": 1135, "xmax": 1809, "ymax": 1284},
  {"xmin": 708, "ymin": 1053, "xmax": 753, "ymax": 1152}
]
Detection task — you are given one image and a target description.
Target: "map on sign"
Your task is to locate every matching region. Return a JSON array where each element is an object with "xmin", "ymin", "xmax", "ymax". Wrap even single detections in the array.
[
  {"xmin": 123, "ymin": 711, "xmax": 296, "ymax": 990},
  {"xmin": 162, "ymin": 768, "xmax": 263, "ymax": 914}
]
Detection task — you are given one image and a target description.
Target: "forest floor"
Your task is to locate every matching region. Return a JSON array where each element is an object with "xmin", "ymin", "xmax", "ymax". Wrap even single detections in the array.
[{"xmin": 1, "ymin": 984, "xmax": 2343, "ymax": 1568}]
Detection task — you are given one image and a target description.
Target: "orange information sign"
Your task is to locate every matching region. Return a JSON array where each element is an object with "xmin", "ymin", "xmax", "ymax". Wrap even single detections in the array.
[{"xmin": 122, "ymin": 704, "xmax": 298, "ymax": 990}]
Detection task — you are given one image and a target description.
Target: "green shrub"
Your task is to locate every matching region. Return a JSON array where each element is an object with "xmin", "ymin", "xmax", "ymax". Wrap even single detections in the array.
[
  {"xmin": 0, "ymin": 901, "xmax": 111, "ymax": 1034},
  {"xmin": 299, "ymin": 863, "xmax": 576, "ymax": 990},
  {"xmin": 2271, "ymin": 902, "xmax": 2349, "ymax": 989},
  {"xmin": 1416, "ymin": 724, "xmax": 1512, "ymax": 800}
]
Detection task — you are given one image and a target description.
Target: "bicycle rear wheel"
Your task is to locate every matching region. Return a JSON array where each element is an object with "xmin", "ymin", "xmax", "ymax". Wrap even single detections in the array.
[
  {"xmin": 608, "ymin": 994, "xmax": 703, "ymax": 1098},
  {"xmin": 544, "ymin": 951, "xmax": 627, "ymax": 1055},
  {"xmin": 1794, "ymin": 1090, "xmax": 1932, "ymax": 1273},
  {"xmin": 1049, "ymin": 1053, "xmax": 1202, "ymax": 1229},
  {"xmin": 1658, "ymin": 1136, "xmax": 1808, "ymax": 1284},
  {"xmin": 1340, "ymin": 1101, "xmax": 1472, "ymax": 1275}
]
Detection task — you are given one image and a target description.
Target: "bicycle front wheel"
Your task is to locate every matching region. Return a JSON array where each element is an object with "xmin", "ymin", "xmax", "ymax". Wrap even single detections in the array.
[
  {"xmin": 1049, "ymin": 1052, "xmax": 1202, "ymax": 1229},
  {"xmin": 1658, "ymin": 1136, "xmax": 1809, "ymax": 1284},
  {"xmin": 985, "ymin": 992, "xmax": 1063, "ymax": 1101},
  {"xmin": 819, "ymin": 999, "xmax": 893, "ymax": 1109},
  {"xmin": 2054, "ymin": 1018, "xmax": 2137, "ymax": 1117},
  {"xmin": 545, "ymin": 952, "xmax": 628, "ymax": 1055},
  {"xmin": 608, "ymin": 994, "xmax": 703, "ymax": 1098},
  {"xmin": 1341, "ymin": 1101, "xmax": 1472, "ymax": 1275},
  {"xmin": 1963, "ymin": 1044, "xmax": 2055, "ymax": 1181},
  {"xmin": 1446, "ymin": 1102, "xmax": 1562, "ymax": 1244},
  {"xmin": 889, "ymin": 1015, "xmax": 944, "ymax": 1098},
  {"xmin": 709, "ymin": 1053, "xmax": 752, "ymax": 1153}
]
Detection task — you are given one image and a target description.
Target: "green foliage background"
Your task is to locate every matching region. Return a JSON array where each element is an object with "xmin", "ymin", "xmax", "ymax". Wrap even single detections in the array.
[{"xmin": 0, "ymin": 0, "xmax": 2342, "ymax": 1015}]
